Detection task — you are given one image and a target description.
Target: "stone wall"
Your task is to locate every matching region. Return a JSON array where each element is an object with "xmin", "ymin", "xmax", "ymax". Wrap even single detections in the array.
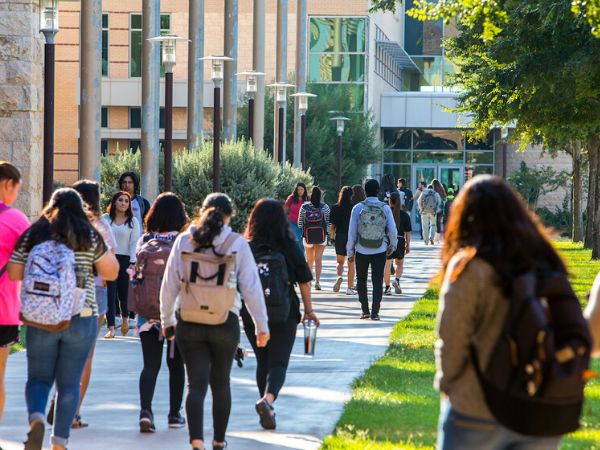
[{"xmin": 0, "ymin": 0, "xmax": 44, "ymax": 218}]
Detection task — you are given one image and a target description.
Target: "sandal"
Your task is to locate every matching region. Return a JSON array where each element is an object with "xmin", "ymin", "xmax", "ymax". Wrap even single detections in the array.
[
  {"xmin": 72, "ymin": 414, "xmax": 88, "ymax": 429},
  {"xmin": 121, "ymin": 319, "xmax": 129, "ymax": 336},
  {"xmin": 104, "ymin": 329, "xmax": 115, "ymax": 339}
]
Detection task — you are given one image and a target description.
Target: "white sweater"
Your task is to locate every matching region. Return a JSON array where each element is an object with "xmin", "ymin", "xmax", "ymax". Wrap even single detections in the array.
[
  {"xmin": 102, "ymin": 214, "xmax": 141, "ymax": 263},
  {"xmin": 160, "ymin": 225, "xmax": 270, "ymax": 334}
]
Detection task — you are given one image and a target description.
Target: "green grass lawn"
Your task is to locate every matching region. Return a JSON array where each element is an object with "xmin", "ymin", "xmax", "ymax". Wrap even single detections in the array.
[{"xmin": 322, "ymin": 241, "xmax": 600, "ymax": 450}]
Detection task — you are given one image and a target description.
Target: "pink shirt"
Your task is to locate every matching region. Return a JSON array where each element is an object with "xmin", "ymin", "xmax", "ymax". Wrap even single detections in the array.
[
  {"xmin": 285, "ymin": 195, "xmax": 304, "ymax": 224},
  {"xmin": 0, "ymin": 204, "xmax": 30, "ymax": 325}
]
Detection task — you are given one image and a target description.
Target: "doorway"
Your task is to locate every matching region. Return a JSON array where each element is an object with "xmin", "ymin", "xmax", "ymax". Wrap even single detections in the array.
[{"xmin": 412, "ymin": 164, "xmax": 463, "ymax": 192}]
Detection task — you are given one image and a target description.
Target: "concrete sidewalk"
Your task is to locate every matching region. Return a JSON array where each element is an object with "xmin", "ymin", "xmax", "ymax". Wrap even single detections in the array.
[{"xmin": 0, "ymin": 240, "xmax": 440, "ymax": 450}]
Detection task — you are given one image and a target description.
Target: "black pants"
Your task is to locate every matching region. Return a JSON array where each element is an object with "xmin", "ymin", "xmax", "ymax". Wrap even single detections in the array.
[
  {"xmin": 107, "ymin": 254, "xmax": 133, "ymax": 326},
  {"xmin": 436, "ymin": 211, "xmax": 443, "ymax": 234},
  {"xmin": 355, "ymin": 251, "xmax": 387, "ymax": 316},
  {"xmin": 240, "ymin": 304, "xmax": 297, "ymax": 400},
  {"xmin": 139, "ymin": 326, "xmax": 185, "ymax": 417},
  {"xmin": 175, "ymin": 312, "xmax": 239, "ymax": 443}
]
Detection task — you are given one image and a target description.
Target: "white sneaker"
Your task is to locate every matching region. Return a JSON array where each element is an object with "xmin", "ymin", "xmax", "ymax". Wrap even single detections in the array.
[
  {"xmin": 333, "ymin": 277, "xmax": 343, "ymax": 293},
  {"xmin": 115, "ymin": 316, "xmax": 122, "ymax": 327},
  {"xmin": 346, "ymin": 288, "xmax": 357, "ymax": 295}
]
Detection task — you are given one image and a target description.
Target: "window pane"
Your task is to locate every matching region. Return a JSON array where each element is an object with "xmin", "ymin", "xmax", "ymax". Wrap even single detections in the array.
[
  {"xmin": 405, "ymin": 0, "xmax": 442, "ymax": 55},
  {"xmin": 159, "ymin": 107, "xmax": 165, "ymax": 129},
  {"xmin": 308, "ymin": 54, "xmax": 365, "ymax": 82},
  {"xmin": 411, "ymin": 56, "xmax": 444, "ymax": 91},
  {"xmin": 383, "ymin": 129, "xmax": 412, "ymax": 149},
  {"xmin": 101, "ymin": 139, "xmax": 108, "ymax": 156},
  {"xmin": 131, "ymin": 14, "xmax": 141, "ymax": 30},
  {"xmin": 413, "ymin": 129, "xmax": 463, "ymax": 150},
  {"xmin": 102, "ymin": 14, "xmax": 108, "ymax": 28},
  {"xmin": 309, "ymin": 18, "xmax": 366, "ymax": 53},
  {"xmin": 465, "ymin": 165, "xmax": 493, "ymax": 181},
  {"xmin": 160, "ymin": 14, "xmax": 170, "ymax": 31},
  {"xmin": 101, "ymin": 107, "xmax": 108, "ymax": 128},
  {"xmin": 129, "ymin": 107, "xmax": 141, "ymax": 128},
  {"xmin": 130, "ymin": 30, "xmax": 142, "ymax": 77},
  {"xmin": 129, "ymin": 140, "xmax": 141, "ymax": 154},
  {"xmin": 413, "ymin": 151, "xmax": 464, "ymax": 163},
  {"xmin": 384, "ymin": 150, "xmax": 411, "ymax": 163},
  {"xmin": 466, "ymin": 151, "xmax": 494, "ymax": 164},
  {"xmin": 383, "ymin": 165, "xmax": 412, "ymax": 187},
  {"xmin": 102, "ymin": 29, "xmax": 108, "ymax": 76},
  {"xmin": 465, "ymin": 132, "xmax": 494, "ymax": 150}
]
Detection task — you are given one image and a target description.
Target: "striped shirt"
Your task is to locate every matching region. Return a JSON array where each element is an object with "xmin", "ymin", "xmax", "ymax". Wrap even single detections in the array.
[{"xmin": 10, "ymin": 230, "xmax": 108, "ymax": 316}]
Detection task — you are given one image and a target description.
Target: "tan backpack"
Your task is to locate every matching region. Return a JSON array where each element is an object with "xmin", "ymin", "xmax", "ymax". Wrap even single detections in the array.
[{"xmin": 179, "ymin": 232, "xmax": 240, "ymax": 325}]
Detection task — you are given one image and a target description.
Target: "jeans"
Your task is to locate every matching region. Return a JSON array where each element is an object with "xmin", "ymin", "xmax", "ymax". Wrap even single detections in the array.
[
  {"xmin": 139, "ymin": 326, "xmax": 185, "ymax": 417},
  {"xmin": 175, "ymin": 312, "xmax": 239, "ymax": 443},
  {"xmin": 26, "ymin": 315, "xmax": 97, "ymax": 447},
  {"xmin": 107, "ymin": 254, "xmax": 133, "ymax": 326},
  {"xmin": 355, "ymin": 251, "xmax": 387, "ymax": 316},
  {"xmin": 437, "ymin": 399, "xmax": 561, "ymax": 450},
  {"xmin": 95, "ymin": 285, "xmax": 108, "ymax": 316},
  {"xmin": 289, "ymin": 220, "xmax": 304, "ymax": 256},
  {"xmin": 240, "ymin": 304, "xmax": 297, "ymax": 400},
  {"xmin": 422, "ymin": 212, "xmax": 436, "ymax": 241}
]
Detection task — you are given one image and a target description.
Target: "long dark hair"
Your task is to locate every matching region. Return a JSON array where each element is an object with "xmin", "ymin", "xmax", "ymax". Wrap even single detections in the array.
[
  {"xmin": 337, "ymin": 186, "xmax": 353, "ymax": 211},
  {"xmin": 0, "ymin": 161, "xmax": 21, "ymax": 183},
  {"xmin": 18, "ymin": 188, "xmax": 98, "ymax": 252},
  {"xmin": 381, "ymin": 174, "xmax": 395, "ymax": 193},
  {"xmin": 245, "ymin": 198, "xmax": 295, "ymax": 247},
  {"xmin": 145, "ymin": 192, "xmax": 188, "ymax": 233},
  {"xmin": 118, "ymin": 171, "xmax": 140, "ymax": 195},
  {"xmin": 442, "ymin": 175, "xmax": 566, "ymax": 295},
  {"xmin": 389, "ymin": 191, "xmax": 402, "ymax": 229},
  {"xmin": 351, "ymin": 184, "xmax": 366, "ymax": 205},
  {"xmin": 191, "ymin": 193, "xmax": 234, "ymax": 248},
  {"xmin": 309, "ymin": 186, "xmax": 322, "ymax": 208},
  {"xmin": 107, "ymin": 191, "xmax": 134, "ymax": 228},
  {"xmin": 432, "ymin": 178, "xmax": 447, "ymax": 201},
  {"xmin": 291, "ymin": 182, "xmax": 308, "ymax": 204},
  {"xmin": 72, "ymin": 179, "xmax": 100, "ymax": 217}
]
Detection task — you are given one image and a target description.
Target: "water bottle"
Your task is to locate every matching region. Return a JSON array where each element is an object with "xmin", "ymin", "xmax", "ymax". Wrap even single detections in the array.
[{"xmin": 303, "ymin": 320, "xmax": 318, "ymax": 357}]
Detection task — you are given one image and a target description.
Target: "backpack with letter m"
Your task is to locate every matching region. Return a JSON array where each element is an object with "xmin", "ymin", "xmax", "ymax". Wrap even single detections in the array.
[
  {"xmin": 179, "ymin": 233, "xmax": 240, "ymax": 325},
  {"xmin": 253, "ymin": 244, "xmax": 291, "ymax": 324},
  {"xmin": 358, "ymin": 201, "xmax": 387, "ymax": 249},
  {"xmin": 303, "ymin": 205, "xmax": 326, "ymax": 245},
  {"xmin": 471, "ymin": 271, "xmax": 592, "ymax": 436}
]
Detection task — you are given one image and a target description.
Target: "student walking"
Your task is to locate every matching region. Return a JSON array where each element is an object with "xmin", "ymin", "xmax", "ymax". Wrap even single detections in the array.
[
  {"xmin": 383, "ymin": 192, "xmax": 411, "ymax": 295},
  {"xmin": 284, "ymin": 182, "xmax": 308, "ymax": 253},
  {"xmin": 413, "ymin": 181, "xmax": 426, "ymax": 234},
  {"xmin": 397, "ymin": 178, "xmax": 413, "ymax": 213},
  {"xmin": 0, "ymin": 162, "xmax": 30, "ymax": 422},
  {"xmin": 330, "ymin": 186, "xmax": 356, "ymax": 295},
  {"xmin": 8, "ymin": 188, "xmax": 119, "ymax": 450},
  {"xmin": 435, "ymin": 175, "xmax": 590, "ymax": 450},
  {"xmin": 160, "ymin": 193, "xmax": 270, "ymax": 450},
  {"xmin": 131, "ymin": 193, "xmax": 188, "ymax": 433},
  {"xmin": 241, "ymin": 199, "xmax": 319, "ymax": 430},
  {"xmin": 432, "ymin": 179, "xmax": 447, "ymax": 244},
  {"xmin": 418, "ymin": 184, "xmax": 440, "ymax": 245},
  {"xmin": 347, "ymin": 179, "xmax": 397, "ymax": 320},
  {"xmin": 298, "ymin": 186, "xmax": 330, "ymax": 290},
  {"xmin": 103, "ymin": 191, "xmax": 141, "ymax": 338},
  {"xmin": 118, "ymin": 172, "xmax": 151, "ymax": 226}
]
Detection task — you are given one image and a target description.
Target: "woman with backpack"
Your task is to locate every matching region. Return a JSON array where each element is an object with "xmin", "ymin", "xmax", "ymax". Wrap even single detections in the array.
[
  {"xmin": 7, "ymin": 188, "xmax": 119, "ymax": 450},
  {"xmin": 0, "ymin": 162, "xmax": 30, "ymax": 422},
  {"xmin": 132, "ymin": 193, "xmax": 187, "ymax": 433},
  {"xmin": 435, "ymin": 175, "xmax": 590, "ymax": 449},
  {"xmin": 102, "ymin": 191, "xmax": 141, "ymax": 338},
  {"xmin": 241, "ymin": 198, "xmax": 320, "ymax": 430},
  {"xmin": 284, "ymin": 182, "xmax": 308, "ymax": 253},
  {"xmin": 330, "ymin": 186, "xmax": 356, "ymax": 295},
  {"xmin": 383, "ymin": 191, "xmax": 411, "ymax": 296},
  {"xmin": 297, "ymin": 186, "xmax": 330, "ymax": 290},
  {"xmin": 160, "ymin": 193, "xmax": 270, "ymax": 450},
  {"xmin": 432, "ymin": 178, "xmax": 447, "ymax": 244}
]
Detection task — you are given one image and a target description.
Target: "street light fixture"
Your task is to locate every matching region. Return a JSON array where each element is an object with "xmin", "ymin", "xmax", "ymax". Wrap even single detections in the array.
[
  {"xmin": 148, "ymin": 34, "xmax": 187, "ymax": 192},
  {"xmin": 237, "ymin": 71, "xmax": 265, "ymax": 144},
  {"xmin": 330, "ymin": 116, "xmax": 350, "ymax": 192},
  {"xmin": 290, "ymin": 92, "xmax": 317, "ymax": 170},
  {"xmin": 201, "ymin": 56, "xmax": 234, "ymax": 192},
  {"xmin": 267, "ymin": 82, "xmax": 295, "ymax": 165}
]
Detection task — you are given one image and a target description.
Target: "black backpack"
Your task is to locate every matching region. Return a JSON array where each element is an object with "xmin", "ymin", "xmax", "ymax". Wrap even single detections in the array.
[
  {"xmin": 253, "ymin": 245, "xmax": 291, "ymax": 324},
  {"xmin": 471, "ymin": 271, "xmax": 592, "ymax": 436}
]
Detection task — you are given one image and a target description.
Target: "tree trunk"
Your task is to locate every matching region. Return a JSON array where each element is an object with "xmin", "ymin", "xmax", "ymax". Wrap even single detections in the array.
[
  {"xmin": 585, "ymin": 135, "xmax": 600, "ymax": 258},
  {"xmin": 571, "ymin": 141, "xmax": 583, "ymax": 242}
]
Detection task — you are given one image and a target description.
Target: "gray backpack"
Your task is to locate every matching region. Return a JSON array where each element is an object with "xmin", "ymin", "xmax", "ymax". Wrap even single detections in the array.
[
  {"xmin": 421, "ymin": 190, "xmax": 438, "ymax": 215},
  {"xmin": 358, "ymin": 201, "xmax": 387, "ymax": 249}
]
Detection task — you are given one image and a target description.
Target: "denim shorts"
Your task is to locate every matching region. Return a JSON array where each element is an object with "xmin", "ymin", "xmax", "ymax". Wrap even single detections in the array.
[{"xmin": 95, "ymin": 285, "xmax": 108, "ymax": 316}]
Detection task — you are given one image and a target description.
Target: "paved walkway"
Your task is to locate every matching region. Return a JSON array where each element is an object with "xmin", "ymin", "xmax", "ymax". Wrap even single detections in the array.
[{"xmin": 0, "ymin": 239, "xmax": 440, "ymax": 449}]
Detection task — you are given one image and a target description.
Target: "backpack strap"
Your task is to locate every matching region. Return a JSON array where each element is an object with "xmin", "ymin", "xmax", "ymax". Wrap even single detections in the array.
[{"xmin": 0, "ymin": 204, "xmax": 11, "ymax": 277}]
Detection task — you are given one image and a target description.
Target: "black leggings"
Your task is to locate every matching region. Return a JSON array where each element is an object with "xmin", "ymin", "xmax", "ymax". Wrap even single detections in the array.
[
  {"xmin": 436, "ymin": 211, "xmax": 443, "ymax": 234},
  {"xmin": 139, "ymin": 326, "xmax": 185, "ymax": 417},
  {"xmin": 175, "ymin": 312, "xmax": 239, "ymax": 443},
  {"xmin": 240, "ymin": 304, "xmax": 298, "ymax": 400},
  {"xmin": 106, "ymin": 254, "xmax": 133, "ymax": 326}
]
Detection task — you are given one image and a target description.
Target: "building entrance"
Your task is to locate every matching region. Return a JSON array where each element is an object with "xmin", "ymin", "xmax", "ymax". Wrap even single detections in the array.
[{"xmin": 412, "ymin": 164, "xmax": 463, "ymax": 192}]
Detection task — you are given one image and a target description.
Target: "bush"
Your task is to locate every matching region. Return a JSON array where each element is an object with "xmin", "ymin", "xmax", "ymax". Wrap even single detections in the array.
[
  {"xmin": 100, "ymin": 141, "xmax": 314, "ymax": 231},
  {"xmin": 536, "ymin": 196, "xmax": 572, "ymax": 237}
]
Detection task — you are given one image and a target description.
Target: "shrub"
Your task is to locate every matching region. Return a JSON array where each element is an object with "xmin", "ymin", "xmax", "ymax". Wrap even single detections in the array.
[
  {"xmin": 536, "ymin": 196, "xmax": 572, "ymax": 237},
  {"xmin": 100, "ymin": 141, "xmax": 314, "ymax": 231}
]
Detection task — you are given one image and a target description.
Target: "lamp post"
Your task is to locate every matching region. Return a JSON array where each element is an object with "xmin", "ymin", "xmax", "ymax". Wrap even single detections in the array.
[
  {"xmin": 267, "ymin": 83, "xmax": 295, "ymax": 165},
  {"xmin": 148, "ymin": 34, "xmax": 187, "ymax": 192},
  {"xmin": 40, "ymin": 0, "xmax": 59, "ymax": 204},
  {"xmin": 290, "ymin": 92, "xmax": 316, "ymax": 170},
  {"xmin": 236, "ymin": 71, "xmax": 265, "ymax": 144},
  {"xmin": 201, "ymin": 56, "xmax": 234, "ymax": 192},
  {"xmin": 330, "ymin": 116, "xmax": 350, "ymax": 192}
]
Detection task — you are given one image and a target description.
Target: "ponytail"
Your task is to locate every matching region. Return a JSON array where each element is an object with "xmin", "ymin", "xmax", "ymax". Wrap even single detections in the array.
[{"xmin": 192, "ymin": 207, "xmax": 225, "ymax": 248}]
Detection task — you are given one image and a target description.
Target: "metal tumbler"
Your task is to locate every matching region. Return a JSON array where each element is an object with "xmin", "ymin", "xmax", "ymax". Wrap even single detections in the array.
[{"xmin": 303, "ymin": 319, "xmax": 318, "ymax": 357}]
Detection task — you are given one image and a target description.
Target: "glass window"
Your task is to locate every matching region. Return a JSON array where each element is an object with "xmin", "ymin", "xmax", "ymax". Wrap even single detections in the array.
[
  {"xmin": 404, "ymin": 0, "xmax": 442, "ymax": 56},
  {"xmin": 465, "ymin": 165, "xmax": 494, "ymax": 181},
  {"xmin": 383, "ymin": 129, "xmax": 412, "ymax": 149},
  {"xmin": 413, "ymin": 151, "xmax": 464, "ymax": 163},
  {"xmin": 101, "ymin": 139, "xmax": 108, "ymax": 156},
  {"xmin": 309, "ymin": 18, "xmax": 366, "ymax": 53},
  {"xmin": 159, "ymin": 107, "xmax": 165, "ymax": 129},
  {"xmin": 101, "ymin": 107, "xmax": 108, "ymax": 128},
  {"xmin": 383, "ymin": 165, "xmax": 412, "ymax": 187},
  {"xmin": 413, "ymin": 129, "xmax": 463, "ymax": 150},
  {"xmin": 102, "ymin": 14, "xmax": 108, "ymax": 76},
  {"xmin": 466, "ymin": 151, "xmax": 494, "ymax": 164},
  {"xmin": 129, "ymin": 107, "xmax": 141, "ymax": 128},
  {"xmin": 465, "ymin": 132, "xmax": 494, "ymax": 150},
  {"xmin": 308, "ymin": 54, "xmax": 365, "ymax": 82},
  {"xmin": 130, "ymin": 14, "xmax": 170, "ymax": 78},
  {"xmin": 129, "ymin": 140, "xmax": 141, "ymax": 153},
  {"xmin": 384, "ymin": 150, "xmax": 412, "ymax": 163}
]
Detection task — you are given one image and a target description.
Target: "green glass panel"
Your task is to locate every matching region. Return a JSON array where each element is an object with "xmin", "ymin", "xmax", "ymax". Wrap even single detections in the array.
[
  {"xmin": 309, "ymin": 18, "xmax": 365, "ymax": 53},
  {"xmin": 413, "ymin": 166, "xmax": 435, "ymax": 188},
  {"xmin": 129, "ymin": 107, "xmax": 141, "ymax": 129},
  {"xmin": 308, "ymin": 54, "xmax": 365, "ymax": 82},
  {"xmin": 383, "ymin": 165, "xmax": 412, "ymax": 187},
  {"xmin": 440, "ymin": 167, "xmax": 463, "ymax": 190},
  {"xmin": 411, "ymin": 56, "xmax": 443, "ymax": 90},
  {"xmin": 413, "ymin": 151, "xmax": 464, "ymax": 163},
  {"xmin": 465, "ymin": 165, "xmax": 493, "ymax": 180},
  {"xmin": 102, "ymin": 29, "xmax": 108, "ymax": 76},
  {"xmin": 101, "ymin": 107, "xmax": 108, "ymax": 128},
  {"xmin": 131, "ymin": 14, "xmax": 141, "ymax": 30},
  {"xmin": 160, "ymin": 14, "xmax": 170, "ymax": 31},
  {"xmin": 102, "ymin": 13, "xmax": 108, "ymax": 29},
  {"xmin": 405, "ymin": 0, "xmax": 443, "ymax": 56},
  {"xmin": 101, "ymin": 139, "xmax": 108, "ymax": 156},
  {"xmin": 413, "ymin": 129, "xmax": 463, "ymax": 150},
  {"xmin": 466, "ymin": 151, "xmax": 494, "ymax": 164},
  {"xmin": 383, "ymin": 129, "xmax": 411, "ymax": 149},
  {"xmin": 384, "ymin": 150, "xmax": 412, "ymax": 163},
  {"xmin": 130, "ymin": 30, "xmax": 142, "ymax": 77},
  {"xmin": 159, "ymin": 107, "xmax": 165, "ymax": 129}
]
